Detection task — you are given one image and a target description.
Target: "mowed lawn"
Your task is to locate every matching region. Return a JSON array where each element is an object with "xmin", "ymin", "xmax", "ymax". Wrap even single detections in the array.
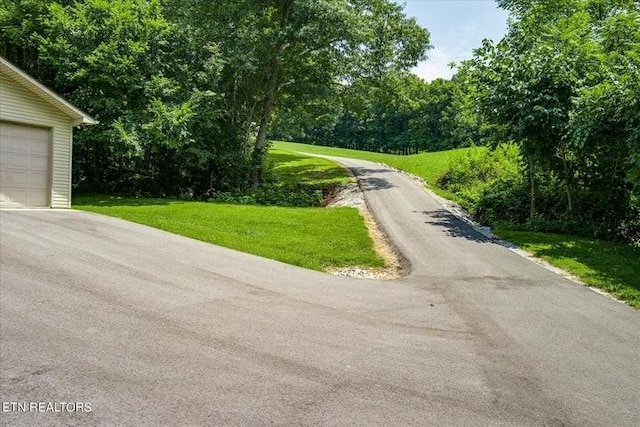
[
  {"xmin": 273, "ymin": 140, "xmax": 476, "ymax": 190},
  {"xmin": 74, "ymin": 196, "xmax": 383, "ymax": 271},
  {"xmin": 267, "ymin": 148, "xmax": 351, "ymax": 186},
  {"xmin": 73, "ymin": 148, "xmax": 382, "ymax": 272}
]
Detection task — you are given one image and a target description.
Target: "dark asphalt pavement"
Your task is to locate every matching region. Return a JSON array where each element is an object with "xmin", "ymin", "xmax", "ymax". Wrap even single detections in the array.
[{"xmin": 1, "ymin": 158, "xmax": 639, "ymax": 426}]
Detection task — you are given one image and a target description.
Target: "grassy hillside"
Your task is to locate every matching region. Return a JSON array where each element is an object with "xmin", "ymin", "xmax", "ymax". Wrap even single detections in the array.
[
  {"xmin": 267, "ymin": 148, "xmax": 351, "ymax": 186},
  {"xmin": 273, "ymin": 140, "xmax": 477, "ymax": 190}
]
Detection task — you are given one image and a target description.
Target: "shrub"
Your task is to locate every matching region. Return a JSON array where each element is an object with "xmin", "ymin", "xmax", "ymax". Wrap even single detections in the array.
[
  {"xmin": 618, "ymin": 194, "xmax": 640, "ymax": 246},
  {"xmin": 207, "ymin": 184, "xmax": 327, "ymax": 208},
  {"xmin": 437, "ymin": 143, "xmax": 525, "ymax": 224},
  {"xmin": 253, "ymin": 184, "xmax": 325, "ymax": 207}
]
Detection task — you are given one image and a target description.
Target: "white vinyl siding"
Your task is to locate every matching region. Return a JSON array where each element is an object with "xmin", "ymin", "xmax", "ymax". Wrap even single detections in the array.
[{"xmin": 0, "ymin": 72, "xmax": 74, "ymax": 208}]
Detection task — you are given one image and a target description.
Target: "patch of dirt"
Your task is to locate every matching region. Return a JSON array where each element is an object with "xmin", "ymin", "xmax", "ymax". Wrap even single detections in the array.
[{"xmin": 325, "ymin": 182, "xmax": 406, "ymax": 280}]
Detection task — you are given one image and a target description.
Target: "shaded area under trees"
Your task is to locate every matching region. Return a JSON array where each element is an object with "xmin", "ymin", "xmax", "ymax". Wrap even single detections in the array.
[{"xmin": 1, "ymin": 0, "xmax": 430, "ymax": 194}]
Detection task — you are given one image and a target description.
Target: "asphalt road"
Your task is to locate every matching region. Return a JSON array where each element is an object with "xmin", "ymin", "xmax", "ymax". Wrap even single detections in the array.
[{"xmin": 1, "ymin": 158, "xmax": 639, "ymax": 426}]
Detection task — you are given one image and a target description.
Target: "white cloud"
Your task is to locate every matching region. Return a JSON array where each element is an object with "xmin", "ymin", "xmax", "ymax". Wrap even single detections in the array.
[
  {"xmin": 400, "ymin": 0, "xmax": 509, "ymax": 82},
  {"xmin": 411, "ymin": 47, "xmax": 456, "ymax": 81}
]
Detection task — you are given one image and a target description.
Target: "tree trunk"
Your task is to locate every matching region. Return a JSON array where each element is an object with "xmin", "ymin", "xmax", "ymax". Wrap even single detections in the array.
[
  {"xmin": 529, "ymin": 159, "xmax": 536, "ymax": 220},
  {"xmin": 251, "ymin": 46, "xmax": 282, "ymax": 188},
  {"xmin": 561, "ymin": 153, "xmax": 573, "ymax": 214},
  {"xmin": 251, "ymin": 1, "xmax": 292, "ymax": 188}
]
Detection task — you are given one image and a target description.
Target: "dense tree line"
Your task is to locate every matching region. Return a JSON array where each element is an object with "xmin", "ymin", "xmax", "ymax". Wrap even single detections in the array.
[
  {"xmin": 1, "ymin": 0, "xmax": 430, "ymax": 195},
  {"xmin": 270, "ymin": 71, "xmax": 481, "ymax": 154},
  {"xmin": 468, "ymin": 0, "xmax": 639, "ymax": 241},
  {"xmin": 272, "ymin": 0, "xmax": 639, "ymax": 243}
]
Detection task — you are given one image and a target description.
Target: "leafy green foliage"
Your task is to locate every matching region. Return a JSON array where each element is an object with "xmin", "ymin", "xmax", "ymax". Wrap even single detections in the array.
[
  {"xmin": 618, "ymin": 195, "xmax": 640, "ymax": 246},
  {"xmin": 169, "ymin": 0, "xmax": 430, "ymax": 187},
  {"xmin": 0, "ymin": 0, "xmax": 55, "ymax": 75},
  {"xmin": 437, "ymin": 144, "xmax": 527, "ymax": 223},
  {"xmin": 205, "ymin": 186, "xmax": 326, "ymax": 208},
  {"xmin": 19, "ymin": 0, "xmax": 242, "ymax": 195},
  {"xmin": 3, "ymin": 0, "xmax": 429, "ymax": 196},
  {"xmin": 271, "ymin": 72, "xmax": 479, "ymax": 154},
  {"xmin": 468, "ymin": 0, "xmax": 640, "ymax": 243}
]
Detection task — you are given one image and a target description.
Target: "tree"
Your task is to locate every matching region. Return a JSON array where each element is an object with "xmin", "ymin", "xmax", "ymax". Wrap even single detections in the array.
[
  {"xmin": 171, "ymin": 0, "xmax": 431, "ymax": 185},
  {"xmin": 407, "ymin": 78, "xmax": 459, "ymax": 152},
  {"xmin": 470, "ymin": 0, "xmax": 639, "ymax": 234},
  {"xmin": 3, "ymin": 0, "xmax": 431, "ymax": 195},
  {"xmin": 0, "ymin": 0, "xmax": 66, "ymax": 76},
  {"xmin": 37, "ymin": 0, "xmax": 186, "ymax": 192}
]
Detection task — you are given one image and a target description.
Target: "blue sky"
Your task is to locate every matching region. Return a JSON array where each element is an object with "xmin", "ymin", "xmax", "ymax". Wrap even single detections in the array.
[{"xmin": 396, "ymin": 0, "xmax": 509, "ymax": 80}]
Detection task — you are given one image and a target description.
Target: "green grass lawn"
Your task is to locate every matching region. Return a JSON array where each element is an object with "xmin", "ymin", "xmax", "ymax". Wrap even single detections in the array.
[
  {"xmin": 495, "ymin": 228, "xmax": 640, "ymax": 308},
  {"xmin": 74, "ymin": 195, "xmax": 384, "ymax": 272},
  {"xmin": 273, "ymin": 140, "xmax": 476, "ymax": 191},
  {"xmin": 267, "ymin": 148, "xmax": 351, "ymax": 186},
  {"xmin": 74, "ymin": 147, "xmax": 381, "ymax": 272}
]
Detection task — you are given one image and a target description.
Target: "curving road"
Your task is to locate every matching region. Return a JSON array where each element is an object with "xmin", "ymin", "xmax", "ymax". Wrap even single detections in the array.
[{"xmin": 1, "ymin": 157, "xmax": 639, "ymax": 426}]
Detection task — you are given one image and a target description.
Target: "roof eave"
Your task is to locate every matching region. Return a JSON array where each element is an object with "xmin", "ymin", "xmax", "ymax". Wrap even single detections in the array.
[
  {"xmin": 72, "ymin": 116, "xmax": 99, "ymax": 127},
  {"xmin": 0, "ymin": 56, "xmax": 98, "ymax": 127}
]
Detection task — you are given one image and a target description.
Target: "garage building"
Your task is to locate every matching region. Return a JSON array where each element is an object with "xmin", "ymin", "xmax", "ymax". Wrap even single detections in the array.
[{"xmin": 0, "ymin": 56, "xmax": 96, "ymax": 208}]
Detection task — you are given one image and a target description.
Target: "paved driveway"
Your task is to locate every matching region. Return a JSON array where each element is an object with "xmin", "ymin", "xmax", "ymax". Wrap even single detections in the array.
[{"xmin": 1, "ymin": 159, "xmax": 639, "ymax": 426}]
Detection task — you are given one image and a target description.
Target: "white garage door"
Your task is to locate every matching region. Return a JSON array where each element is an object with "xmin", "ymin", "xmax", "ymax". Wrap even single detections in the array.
[{"xmin": 0, "ymin": 122, "xmax": 51, "ymax": 208}]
